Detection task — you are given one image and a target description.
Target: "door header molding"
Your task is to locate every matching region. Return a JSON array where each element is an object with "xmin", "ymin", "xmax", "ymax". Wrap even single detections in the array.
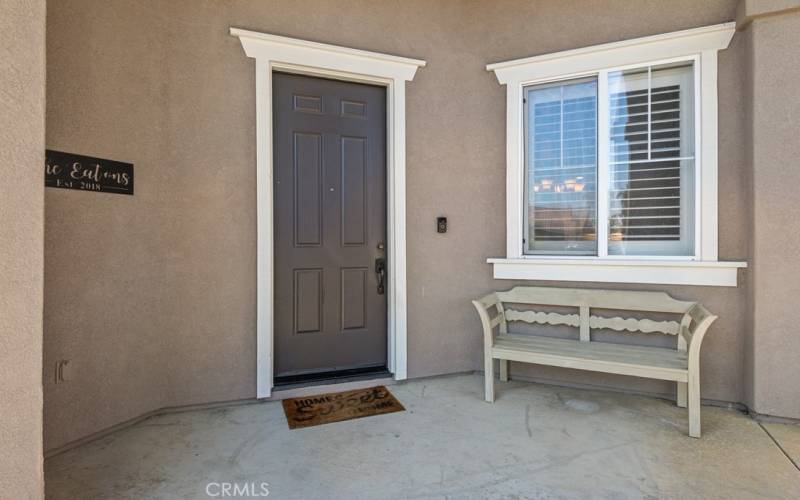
[
  {"xmin": 231, "ymin": 28, "xmax": 425, "ymax": 82},
  {"xmin": 231, "ymin": 27, "xmax": 425, "ymax": 398}
]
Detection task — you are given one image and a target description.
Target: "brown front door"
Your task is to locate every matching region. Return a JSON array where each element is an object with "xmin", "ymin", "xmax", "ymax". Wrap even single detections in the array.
[{"xmin": 273, "ymin": 72, "xmax": 387, "ymax": 381}]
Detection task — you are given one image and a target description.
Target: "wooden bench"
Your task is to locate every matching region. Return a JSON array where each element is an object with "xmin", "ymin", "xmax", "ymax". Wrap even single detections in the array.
[{"xmin": 472, "ymin": 286, "xmax": 717, "ymax": 437}]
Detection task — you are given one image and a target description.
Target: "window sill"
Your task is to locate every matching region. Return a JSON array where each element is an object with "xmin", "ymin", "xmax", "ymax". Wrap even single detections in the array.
[{"xmin": 487, "ymin": 258, "xmax": 747, "ymax": 287}]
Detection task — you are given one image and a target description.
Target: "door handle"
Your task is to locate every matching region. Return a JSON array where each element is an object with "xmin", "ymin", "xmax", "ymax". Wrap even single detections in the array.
[{"xmin": 375, "ymin": 257, "xmax": 386, "ymax": 295}]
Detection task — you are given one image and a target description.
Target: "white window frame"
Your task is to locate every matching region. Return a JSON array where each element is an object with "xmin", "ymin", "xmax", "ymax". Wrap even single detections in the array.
[
  {"xmin": 231, "ymin": 28, "xmax": 425, "ymax": 398},
  {"xmin": 487, "ymin": 23, "xmax": 746, "ymax": 287}
]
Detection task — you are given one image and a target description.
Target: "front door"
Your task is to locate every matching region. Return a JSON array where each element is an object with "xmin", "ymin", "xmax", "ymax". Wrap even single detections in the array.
[{"xmin": 273, "ymin": 72, "xmax": 387, "ymax": 382}]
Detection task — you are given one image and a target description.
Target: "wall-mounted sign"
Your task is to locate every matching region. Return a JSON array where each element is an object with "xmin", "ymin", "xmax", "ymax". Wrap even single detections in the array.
[{"xmin": 45, "ymin": 150, "xmax": 134, "ymax": 195}]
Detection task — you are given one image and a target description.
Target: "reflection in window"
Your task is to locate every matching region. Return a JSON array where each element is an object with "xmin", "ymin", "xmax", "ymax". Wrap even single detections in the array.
[{"xmin": 525, "ymin": 78, "xmax": 597, "ymax": 254}]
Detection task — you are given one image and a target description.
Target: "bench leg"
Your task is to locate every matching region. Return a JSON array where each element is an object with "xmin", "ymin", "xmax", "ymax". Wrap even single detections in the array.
[
  {"xmin": 499, "ymin": 359, "xmax": 509, "ymax": 382},
  {"xmin": 677, "ymin": 381, "xmax": 687, "ymax": 408},
  {"xmin": 688, "ymin": 371, "xmax": 701, "ymax": 438},
  {"xmin": 484, "ymin": 355, "xmax": 495, "ymax": 403}
]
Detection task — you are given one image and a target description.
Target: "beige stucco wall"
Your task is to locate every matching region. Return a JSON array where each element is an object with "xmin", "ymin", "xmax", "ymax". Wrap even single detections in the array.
[
  {"xmin": 737, "ymin": 0, "xmax": 800, "ymax": 21},
  {"xmin": 44, "ymin": 0, "xmax": 749, "ymax": 451},
  {"xmin": 743, "ymin": 7, "xmax": 800, "ymax": 418},
  {"xmin": 1, "ymin": 0, "xmax": 46, "ymax": 497}
]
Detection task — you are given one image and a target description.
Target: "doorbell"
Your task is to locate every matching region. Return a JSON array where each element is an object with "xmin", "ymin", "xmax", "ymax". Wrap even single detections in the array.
[{"xmin": 437, "ymin": 217, "xmax": 447, "ymax": 233}]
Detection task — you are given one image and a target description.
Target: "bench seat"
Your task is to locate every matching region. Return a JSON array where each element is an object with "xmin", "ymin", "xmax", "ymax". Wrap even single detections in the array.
[
  {"xmin": 493, "ymin": 333, "xmax": 689, "ymax": 382},
  {"xmin": 473, "ymin": 286, "xmax": 717, "ymax": 437}
]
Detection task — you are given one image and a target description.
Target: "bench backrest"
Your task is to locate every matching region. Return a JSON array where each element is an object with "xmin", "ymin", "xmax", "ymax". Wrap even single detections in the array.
[{"xmin": 479, "ymin": 286, "xmax": 713, "ymax": 349}]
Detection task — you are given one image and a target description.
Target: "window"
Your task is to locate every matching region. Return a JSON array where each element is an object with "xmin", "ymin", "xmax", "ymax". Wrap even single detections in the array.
[
  {"xmin": 608, "ymin": 62, "xmax": 695, "ymax": 256},
  {"xmin": 525, "ymin": 78, "xmax": 598, "ymax": 255},
  {"xmin": 487, "ymin": 23, "xmax": 747, "ymax": 286},
  {"xmin": 524, "ymin": 62, "xmax": 696, "ymax": 257}
]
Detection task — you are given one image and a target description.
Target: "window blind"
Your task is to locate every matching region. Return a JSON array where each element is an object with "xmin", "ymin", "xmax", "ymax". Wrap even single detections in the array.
[
  {"xmin": 525, "ymin": 79, "xmax": 597, "ymax": 254},
  {"xmin": 523, "ymin": 62, "xmax": 695, "ymax": 257},
  {"xmin": 608, "ymin": 63, "xmax": 694, "ymax": 255}
]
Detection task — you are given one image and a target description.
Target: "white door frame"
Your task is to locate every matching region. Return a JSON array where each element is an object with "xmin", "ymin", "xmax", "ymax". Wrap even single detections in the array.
[{"xmin": 231, "ymin": 28, "xmax": 425, "ymax": 398}]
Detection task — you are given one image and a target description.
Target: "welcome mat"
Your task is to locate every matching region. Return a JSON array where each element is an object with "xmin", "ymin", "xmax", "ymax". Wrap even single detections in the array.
[{"xmin": 281, "ymin": 386, "xmax": 405, "ymax": 429}]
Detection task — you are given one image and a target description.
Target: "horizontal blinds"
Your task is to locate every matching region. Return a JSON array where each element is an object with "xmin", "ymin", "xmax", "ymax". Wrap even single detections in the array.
[
  {"xmin": 527, "ymin": 80, "xmax": 597, "ymax": 251},
  {"xmin": 531, "ymin": 95, "xmax": 596, "ymax": 240},
  {"xmin": 609, "ymin": 71, "xmax": 688, "ymax": 243},
  {"xmin": 525, "ymin": 64, "xmax": 693, "ymax": 256}
]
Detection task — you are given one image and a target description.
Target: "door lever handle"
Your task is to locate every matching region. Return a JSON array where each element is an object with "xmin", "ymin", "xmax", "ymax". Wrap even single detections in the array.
[{"xmin": 375, "ymin": 257, "xmax": 386, "ymax": 295}]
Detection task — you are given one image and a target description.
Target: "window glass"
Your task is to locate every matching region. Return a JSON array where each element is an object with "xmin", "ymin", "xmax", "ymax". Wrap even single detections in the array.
[
  {"xmin": 524, "ymin": 78, "xmax": 598, "ymax": 254},
  {"xmin": 607, "ymin": 62, "xmax": 695, "ymax": 255}
]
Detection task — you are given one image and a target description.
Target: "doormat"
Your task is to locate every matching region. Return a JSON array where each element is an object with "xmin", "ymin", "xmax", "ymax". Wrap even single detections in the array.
[{"xmin": 281, "ymin": 386, "xmax": 405, "ymax": 429}]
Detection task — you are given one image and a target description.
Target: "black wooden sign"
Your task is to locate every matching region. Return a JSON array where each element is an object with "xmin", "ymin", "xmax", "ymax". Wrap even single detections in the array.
[{"xmin": 45, "ymin": 150, "xmax": 134, "ymax": 195}]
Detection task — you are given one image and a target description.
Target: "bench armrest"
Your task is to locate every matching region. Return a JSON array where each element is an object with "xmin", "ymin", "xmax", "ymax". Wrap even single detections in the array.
[
  {"xmin": 681, "ymin": 304, "xmax": 718, "ymax": 366},
  {"xmin": 472, "ymin": 293, "xmax": 504, "ymax": 348}
]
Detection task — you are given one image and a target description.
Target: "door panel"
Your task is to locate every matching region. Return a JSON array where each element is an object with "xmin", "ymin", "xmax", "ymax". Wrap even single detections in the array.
[
  {"xmin": 293, "ymin": 269, "xmax": 323, "ymax": 334},
  {"xmin": 340, "ymin": 267, "xmax": 368, "ymax": 331},
  {"xmin": 273, "ymin": 72, "xmax": 387, "ymax": 379},
  {"xmin": 341, "ymin": 136, "xmax": 367, "ymax": 246},
  {"xmin": 293, "ymin": 133, "xmax": 322, "ymax": 247}
]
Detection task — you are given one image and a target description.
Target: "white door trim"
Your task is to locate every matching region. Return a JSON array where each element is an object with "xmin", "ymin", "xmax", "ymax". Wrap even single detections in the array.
[{"xmin": 231, "ymin": 28, "xmax": 425, "ymax": 398}]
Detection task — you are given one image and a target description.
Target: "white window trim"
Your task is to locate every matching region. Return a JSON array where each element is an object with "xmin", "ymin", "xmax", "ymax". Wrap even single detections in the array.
[
  {"xmin": 487, "ymin": 22, "xmax": 746, "ymax": 287},
  {"xmin": 231, "ymin": 28, "xmax": 425, "ymax": 398}
]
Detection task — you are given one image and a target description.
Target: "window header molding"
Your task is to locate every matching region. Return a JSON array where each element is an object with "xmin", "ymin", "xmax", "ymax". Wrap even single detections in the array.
[
  {"xmin": 487, "ymin": 23, "xmax": 735, "ymax": 85},
  {"xmin": 486, "ymin": 23, "xmax": 746, "ymax": 287}
]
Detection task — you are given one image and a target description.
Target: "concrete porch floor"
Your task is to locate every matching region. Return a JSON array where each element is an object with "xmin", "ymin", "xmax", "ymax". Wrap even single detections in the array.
[{"xmin": 45, "ymin": 374, "xmax": 800, "ymax": 499}]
